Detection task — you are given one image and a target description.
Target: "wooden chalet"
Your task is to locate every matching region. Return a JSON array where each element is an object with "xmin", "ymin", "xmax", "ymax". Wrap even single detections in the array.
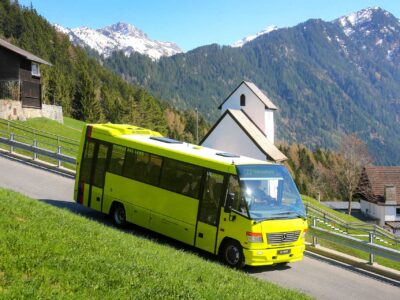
[{"xmin": 0, "ymin": 38, "xmax": 51, "ymax": 109}]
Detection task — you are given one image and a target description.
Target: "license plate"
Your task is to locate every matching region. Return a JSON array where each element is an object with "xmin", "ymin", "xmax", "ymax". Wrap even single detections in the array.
[{"xmin": 277, "ymin": 249, "xmax": 291, "ymax": 255}]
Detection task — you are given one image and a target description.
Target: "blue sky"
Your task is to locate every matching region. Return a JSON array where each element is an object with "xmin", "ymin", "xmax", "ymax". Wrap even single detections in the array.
[{"xmin": 21, "ymin": 0, "xmax": 400, "ymax": 51}]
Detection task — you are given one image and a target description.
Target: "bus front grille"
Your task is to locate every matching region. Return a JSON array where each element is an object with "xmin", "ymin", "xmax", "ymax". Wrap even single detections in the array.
[{"xmin": 267, "ymin": 231, "xmax": 301, "ymax": 244}]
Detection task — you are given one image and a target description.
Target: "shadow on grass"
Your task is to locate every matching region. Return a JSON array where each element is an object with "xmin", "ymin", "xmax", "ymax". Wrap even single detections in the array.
[{"xmin": 39, "ymin": 199, "xmax": 216, "ymax": 263}]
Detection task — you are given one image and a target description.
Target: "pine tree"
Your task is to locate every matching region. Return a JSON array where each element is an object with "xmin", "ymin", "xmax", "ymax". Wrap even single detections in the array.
[{"xmin": 72, "ymin": 70, "xmax": 102, "ymax": 122}]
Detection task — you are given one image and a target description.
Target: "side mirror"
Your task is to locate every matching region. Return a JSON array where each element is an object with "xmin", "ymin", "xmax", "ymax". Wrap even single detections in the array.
[{"xmin": 224, "ymin": 192, "xmax": 235, "ymax": 213}]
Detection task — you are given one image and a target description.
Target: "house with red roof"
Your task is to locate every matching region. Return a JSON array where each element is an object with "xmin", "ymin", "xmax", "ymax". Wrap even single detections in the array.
[{"xmin": 357, "ymin": 166, "xmax": 400, "ymax": 235}]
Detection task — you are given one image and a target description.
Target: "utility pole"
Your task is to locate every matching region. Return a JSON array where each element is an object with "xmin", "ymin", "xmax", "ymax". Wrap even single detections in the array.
[{"xmin": 196, "ymin": 107, "xmax": 199, "ymax": 144}]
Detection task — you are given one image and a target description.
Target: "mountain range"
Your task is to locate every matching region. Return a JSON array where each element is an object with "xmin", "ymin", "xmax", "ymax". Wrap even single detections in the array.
[
  {"xmin": 55, "ymin": 22, "xmax": 181, "ymax": 60},
  {"xmin": 100, "ymin": 7, "xmax": 400, "ymax": 165},
  {"xmin": 57, "ymin": 7, "xmax": 400, "ymax": 165}
]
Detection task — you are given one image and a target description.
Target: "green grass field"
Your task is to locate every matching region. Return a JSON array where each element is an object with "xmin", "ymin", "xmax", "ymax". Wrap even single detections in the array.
[
  {"xmin": 12, "ymin": 117, "xmax": 85, "ymax": 141},
  {"xmin": 302, "ymin": 195, "xmax": 361, "ymax": 223},
  {"xmin": 0, "ymin": 188, "xmax": 311, "ymax": 299}
]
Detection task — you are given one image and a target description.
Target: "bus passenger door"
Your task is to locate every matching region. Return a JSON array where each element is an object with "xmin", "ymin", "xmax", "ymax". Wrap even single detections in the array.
[
  {"xmin": 195, "ymin": 171, "xmax": 224, "ymax": 253},
  {"xmin": 89, "ymin": 142, "xmax": 111, "ymax": 212},
  {"xmin": 79, "ymin": 138, "xmax": 110, "ymax": 212}
]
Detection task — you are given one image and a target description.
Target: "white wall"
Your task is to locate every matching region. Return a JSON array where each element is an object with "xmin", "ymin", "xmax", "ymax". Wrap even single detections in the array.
[
  {"xmin": 202, "ymin": 114, "xmax": 266, "ymax": 161},
  {"xmin": 264, "ymin": 109, "xmax": 274, "ymax": 144},
  {"xmin": 376, "ymin": 205, "xmax": 386, "ymax": 226},
  {"xmin": 360, "ymin": 200, "xmax": 377, "ymax": 218},
  {"xmin": 384, "ymin": 206, "xmax": 400, "ymax": 222},
  {"xmin": 361, "ymin": 200, "xmax": 400, "ymax": 227},
  {"xmin": 221, "ymin": 84, "xmax": 266, "ymax": 134}
]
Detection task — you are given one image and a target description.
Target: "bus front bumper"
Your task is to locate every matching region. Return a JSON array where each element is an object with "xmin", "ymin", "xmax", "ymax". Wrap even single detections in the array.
[{"xmin": 243, "ymin": 244, "xmax": 305, "ymax": 266}]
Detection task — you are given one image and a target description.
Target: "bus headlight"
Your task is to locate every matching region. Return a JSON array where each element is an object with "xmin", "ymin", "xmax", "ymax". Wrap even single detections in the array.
[
  {"xmin": 302, "ymin": 229, "xmax": 307, "ymax": 239},
  {"xmin": 246, "ymin": 232, "xmax": 263, "ymax": 243}
]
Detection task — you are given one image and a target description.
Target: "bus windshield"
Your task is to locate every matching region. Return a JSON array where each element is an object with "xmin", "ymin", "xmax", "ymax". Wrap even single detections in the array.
[{"xmin": 236, "ymin": 165, "xmax": 306, "ymax": 221}]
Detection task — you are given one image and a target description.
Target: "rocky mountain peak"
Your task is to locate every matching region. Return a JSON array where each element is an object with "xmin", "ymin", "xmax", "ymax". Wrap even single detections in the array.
[{"xmin": 55, "ymin": 22, "xmax": 181, "ymax": 60}]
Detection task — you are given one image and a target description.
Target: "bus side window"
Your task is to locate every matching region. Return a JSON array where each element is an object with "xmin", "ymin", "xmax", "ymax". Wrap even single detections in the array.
[
  {"xmin": 160, "ymin": 159, "xmax": 203, "ymax": 198},
  {"xmin": 147, "ymin": 154, "xmax": 162, "ymax": 186},
  {"xmin": 133, "ymin": 150, "xmax": 150, "ymax": 182},
  {"xmin": 123, "ymin": 148, "xmax": 136, "ymax": 179},
  {"xmin": 108, "ymin": 144, "xmax": 126, "ymax": 175},
  {"xmin": 227, "ymin": 176, "xmax": 247, "ymax": 215},
  {"xmin": 121, "ymin": 148, "xmax": 162, "ymax": 186}
]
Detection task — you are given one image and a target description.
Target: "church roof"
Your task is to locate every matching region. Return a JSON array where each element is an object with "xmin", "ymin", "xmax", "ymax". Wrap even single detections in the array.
[
  {"xmin": 200, "ymin": 109, "xmax": 287, "ymax": 162},
  {"xmin": 218, "ymin": 81, "xmax": 277, "ymax": 110}
]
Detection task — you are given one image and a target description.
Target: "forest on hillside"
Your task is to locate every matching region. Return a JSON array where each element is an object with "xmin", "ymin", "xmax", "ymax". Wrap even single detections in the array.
[{"xmin": 0, "ymin": 0, "xmax": 208, "ymax": 143}]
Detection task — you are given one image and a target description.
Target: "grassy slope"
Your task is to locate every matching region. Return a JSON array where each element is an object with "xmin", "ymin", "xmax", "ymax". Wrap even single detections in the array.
[
  {"xmin": 302, "ymin": 195, "xmax": 361, "ymax": 223},
  {"xmin": 0, "ymin": 189, "xmax": 310, "ymax": 299},
  {"xmin": 15, "ymin": 117, "xmax": 85, "ymax": 141}
]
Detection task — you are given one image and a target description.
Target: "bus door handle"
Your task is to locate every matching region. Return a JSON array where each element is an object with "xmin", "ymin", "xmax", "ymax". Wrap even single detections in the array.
[
  {"xmin": 198, "ymin": 233, "xmax": 203, "ymax": 238},
  {"xmin": 96, "ymin": 196, "xmax": 100, "ymax": 202}
]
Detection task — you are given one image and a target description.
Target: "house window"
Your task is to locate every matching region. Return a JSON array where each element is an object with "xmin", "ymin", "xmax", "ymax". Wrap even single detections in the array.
[
  {"xmin": 31, "ymin": 63, "xmax": 40, "ymax": 77},
  {"xmin": 240, "ymin": 94, "xmax": 246, "ymax": 106},
  {"xmin": 396, "ymin": 207, "xmax": 400, "ymax": 215}
]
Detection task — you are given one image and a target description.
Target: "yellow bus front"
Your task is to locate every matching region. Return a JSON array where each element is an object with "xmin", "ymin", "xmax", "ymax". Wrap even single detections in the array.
[{"xmin": 217, "ymin": 164, "xmax": 308, "ymax": 267}]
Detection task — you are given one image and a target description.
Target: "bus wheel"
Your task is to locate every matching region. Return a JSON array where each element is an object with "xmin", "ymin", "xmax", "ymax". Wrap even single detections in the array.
[
  {"xmin": 111, "ymin": 203, "xmax": 126, "ymax": 227},
  {"xmin": 221, "ymin": 240, "xmax": 245, "ymax": 268}
]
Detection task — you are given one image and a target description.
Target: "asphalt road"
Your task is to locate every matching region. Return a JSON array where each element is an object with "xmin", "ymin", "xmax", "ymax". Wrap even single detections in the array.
[{"xmin": 0, "ymin": 153, "xmax": 399, "ymax": 299}]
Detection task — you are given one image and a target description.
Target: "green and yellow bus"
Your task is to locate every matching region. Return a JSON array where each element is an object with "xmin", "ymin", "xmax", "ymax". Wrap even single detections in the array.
[{"xmin": 74, "ymin": 123, "xmax": 308, "ymax": 267}]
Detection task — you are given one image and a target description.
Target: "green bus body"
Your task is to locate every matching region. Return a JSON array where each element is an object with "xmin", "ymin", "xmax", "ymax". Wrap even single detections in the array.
[{"xmin": 74, "ymin": 124, "xmax": 308, "ymax": 267}]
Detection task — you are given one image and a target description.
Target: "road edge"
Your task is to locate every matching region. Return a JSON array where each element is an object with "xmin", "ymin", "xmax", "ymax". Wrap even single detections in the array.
[
  {"xmin": 0, "ymin": 148, "xmax": 75, "ymax": 177},
  {"xmin": 306, "ymin": 244, "xmax": 400, "ymax": 281}
]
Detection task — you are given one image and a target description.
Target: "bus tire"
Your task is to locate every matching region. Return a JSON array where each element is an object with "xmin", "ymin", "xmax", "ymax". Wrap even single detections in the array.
[
  {"xmin": 220, "ymin": 240, "xmax": 245, "ymax": 268},
  {"xmin": 111, "ymin": 203, "xmax": 126, "ymax": 228}
]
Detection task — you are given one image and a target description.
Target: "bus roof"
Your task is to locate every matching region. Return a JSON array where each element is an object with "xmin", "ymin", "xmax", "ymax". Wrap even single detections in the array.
[{"xmin": 89, "ymin": 123, "xmax": 274, "ymax": 167}]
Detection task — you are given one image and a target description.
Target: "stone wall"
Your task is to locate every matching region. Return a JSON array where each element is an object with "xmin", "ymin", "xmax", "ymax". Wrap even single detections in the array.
[
  {"xmin": 0, "ymin": 99, "xmax": 25, "ymax": 120},
  {"xmin": 41, "ymin": 104, "xmax": 63, "ymax": 123},
  {"xmin": 0, "ymin": 99, "xmax": 63, "ymax": 123}
]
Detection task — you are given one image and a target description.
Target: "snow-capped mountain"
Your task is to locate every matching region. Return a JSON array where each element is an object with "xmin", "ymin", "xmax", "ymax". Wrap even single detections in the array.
[
  {"xmin": 55, "ymin": 22, "xmax": 182, "ymax": 60},
  {"xmin": 332, "ymin": 7, "xmax": 400, "ymax": 61},
  {"xmin": 231, "ymin": 25, "xmax": 278, "ymax": 47},
  {"xmin": 231, "ymin": 7, "xmax": 400, "ymax": 62}
]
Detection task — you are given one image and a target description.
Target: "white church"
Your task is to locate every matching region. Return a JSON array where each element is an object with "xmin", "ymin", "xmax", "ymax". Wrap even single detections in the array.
[{"xmin": 201, "ymin": 81, "xmax": 287, "ymax": 162}]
